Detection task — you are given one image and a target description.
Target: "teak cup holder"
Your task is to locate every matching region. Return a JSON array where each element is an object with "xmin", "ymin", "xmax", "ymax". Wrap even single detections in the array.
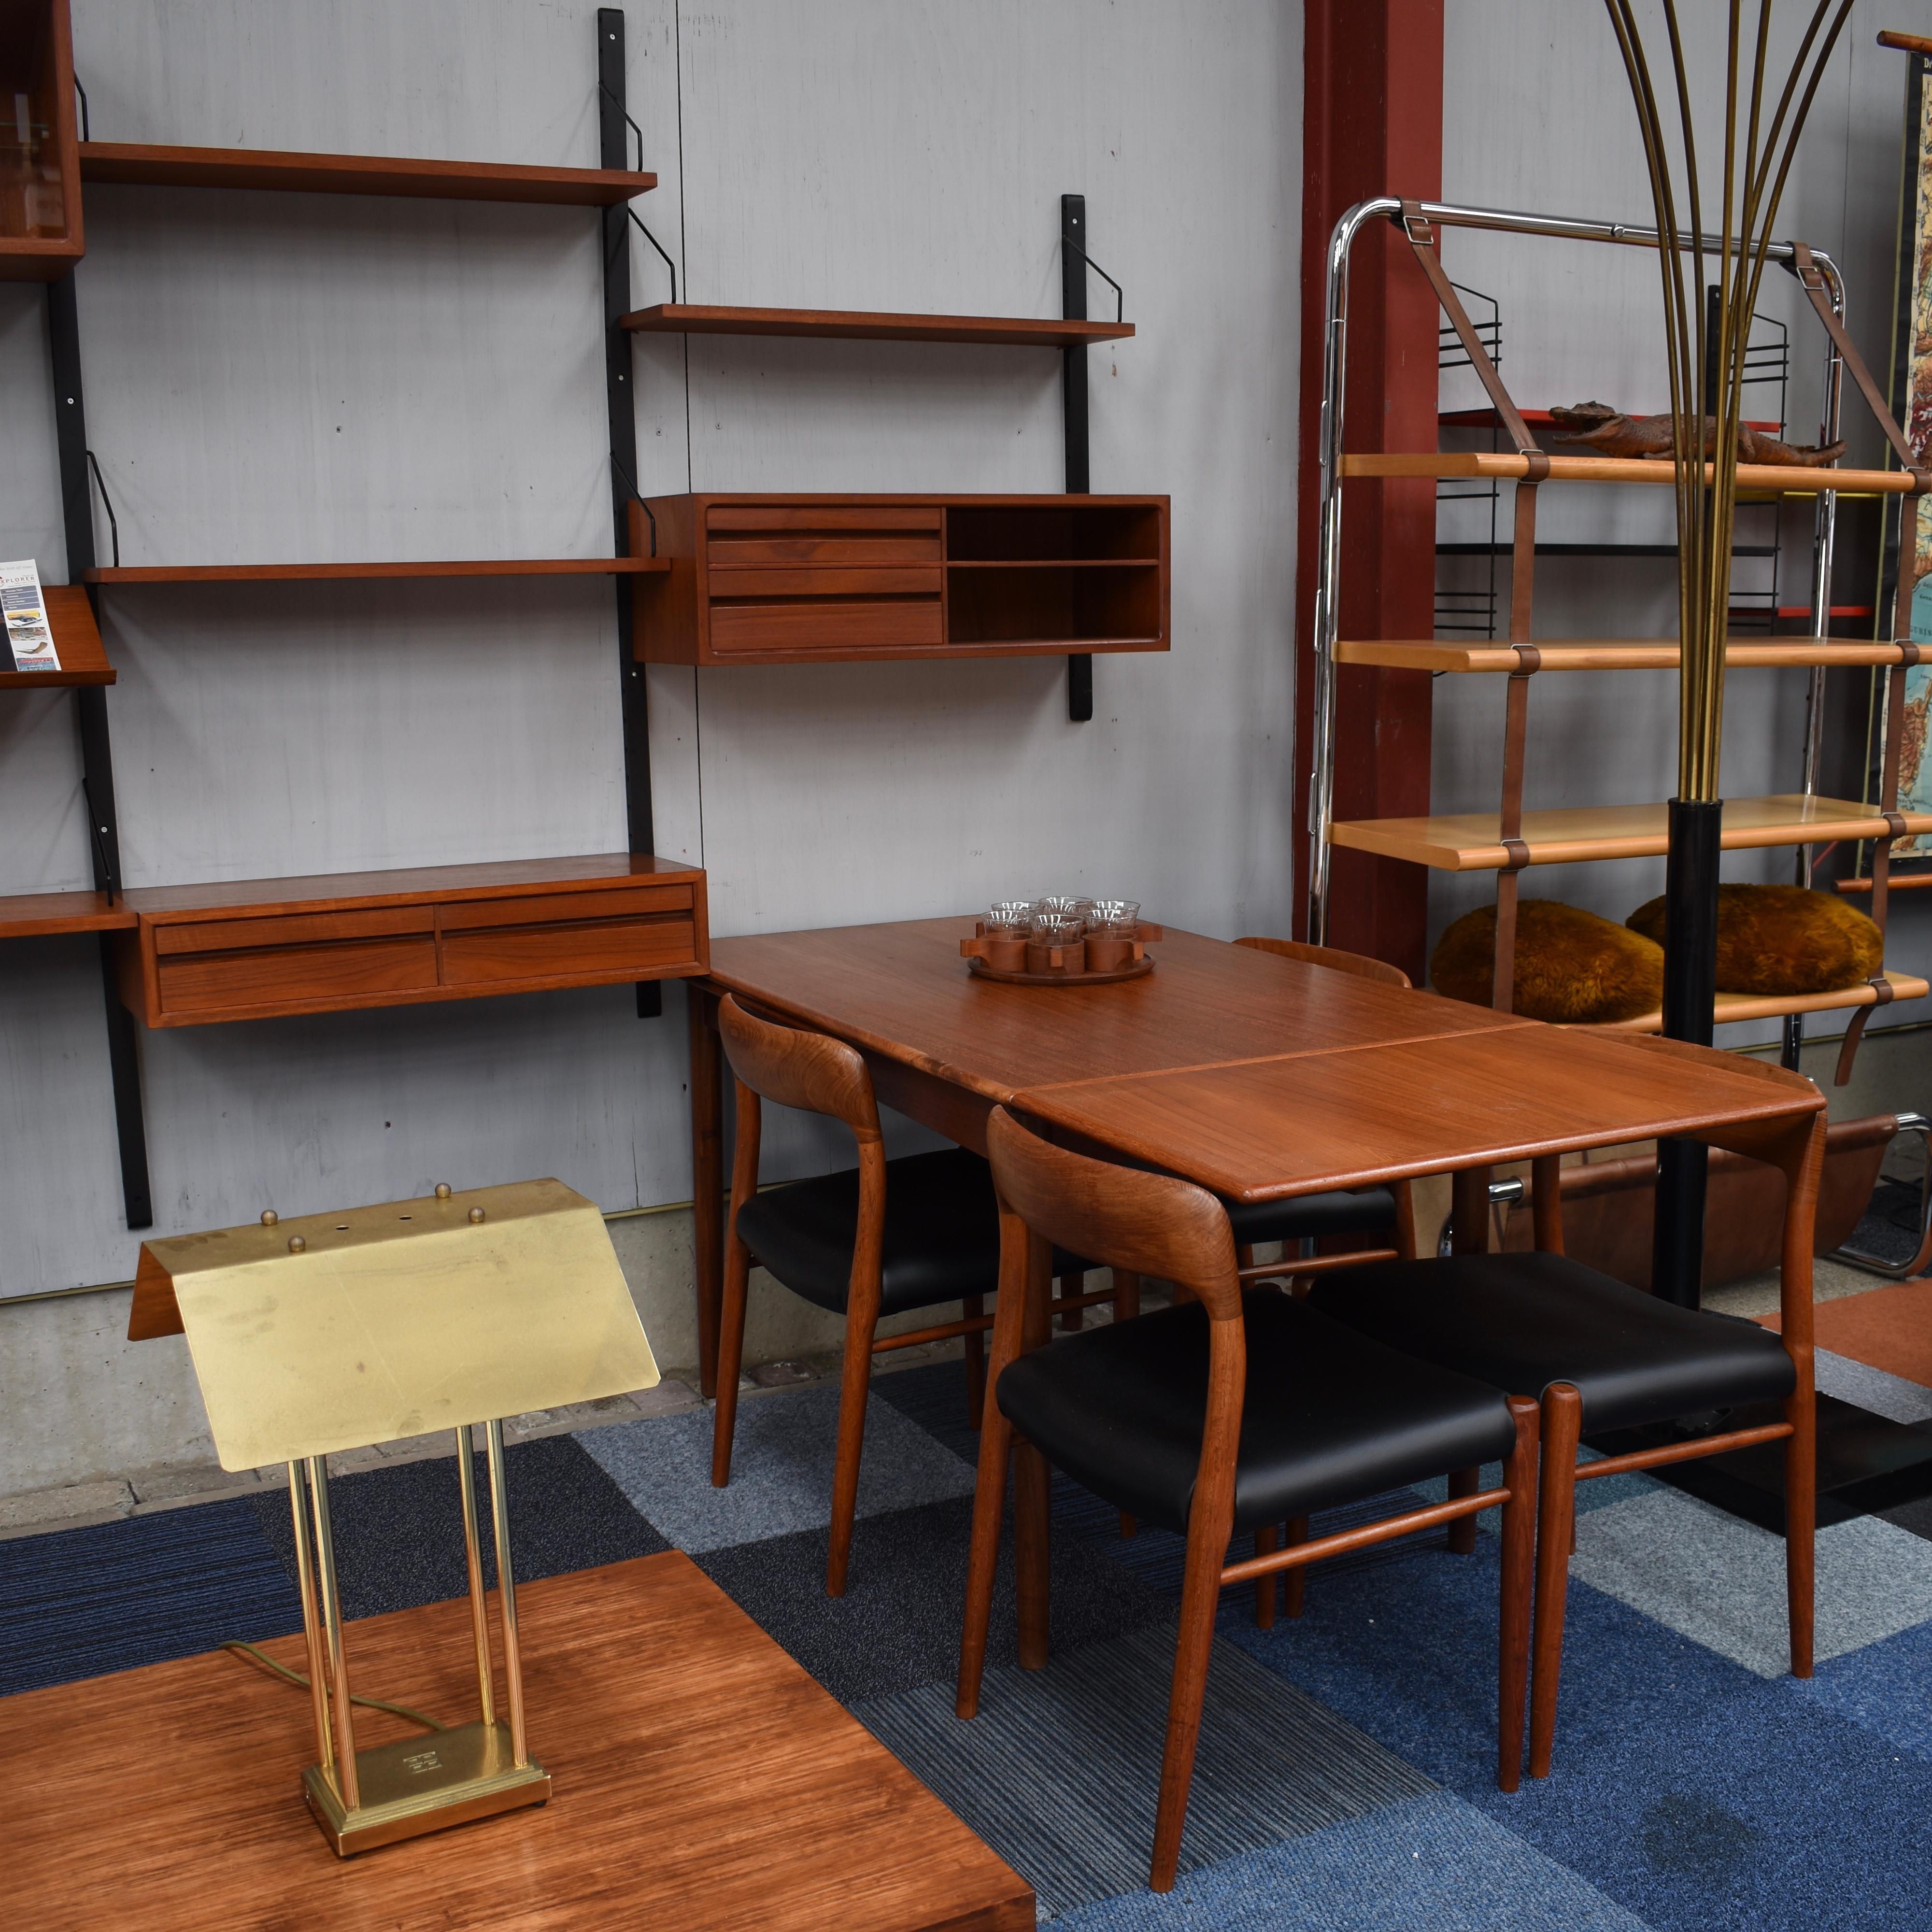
[{"xmin": 960, "ymin": 920, "xmax": 1163, "ymax": 987}]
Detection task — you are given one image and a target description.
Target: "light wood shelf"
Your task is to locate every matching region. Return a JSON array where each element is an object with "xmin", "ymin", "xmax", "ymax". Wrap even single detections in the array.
[
  {"xmin": 1343, "ymin": 451, "xmax": 1918, "ymax": 494},
  {"xmin": 85, "ymin": 557, "xmax": 668, "ymax": 584},
  {"xmin": 1335, "ymin": 638, "xmax": 1916, "ymax": 673},
  {"xmin": 1328, "ymin": 794, "xmax": 1931, "ymax": 873},
  {"xmin": 622, "ymin": 302, "xmax": 1131, "ymax": 347},
  {"xmin": 1, "ymin": 585, "xmax": 113, "ymax": 687},
  {"xmin": 0, "ymin": 890, "xmax": 137, "ymax": 938},
  {"xmin": 78, "ymin": 142, "xmax": 654, "ymax": 205},
  {"xmin": 1590, "ymin": 973, "xmax": 1932, "ymax": 1033}
]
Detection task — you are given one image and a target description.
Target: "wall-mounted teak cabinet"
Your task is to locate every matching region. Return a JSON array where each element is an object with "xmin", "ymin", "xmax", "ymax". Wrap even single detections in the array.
[
  {"xmin": 114, "ymin": 855, "xmax": 707, "ymax": 1027},
  {"xmin": 631, "ymin": 494, "xmax": 1169, "ymax": 666},
  {"xmin": 0, "ymin": 0, "xmax": 82, "ymax": 280}
]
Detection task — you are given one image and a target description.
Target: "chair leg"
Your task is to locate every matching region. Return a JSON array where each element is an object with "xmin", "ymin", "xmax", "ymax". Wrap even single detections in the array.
[
  {"xmin": 1014, "ymin": 1436, "xmax": 1053, "ymax": 1669},
  {"xmin": 1120, "ymin": 1511, "xmax": 1138, "ymax": 1539},
  {"xmin": 1235, "ymin": 1243, "xmax": 1255, "ymax": 1273},
  {"xmin": 956, "ymin": 1399, "xmax": 1014, "ymax": 1719},
  {"xmin": 1447, "ymin": 1466, "xmax": 1479, "ymax": 1554},
  {"xmin": 1253, "ymin": 1522, "xmax": 1278, "ymax": 1629},
  {"xmin": 1150, "ymin": 1499, "xmax": 1233, "ymax": 1891},
  {"xmin": 1528, "ymin": 1382, "xmax": 1582, "ymax": 1780},
  {"xmin": 1113, "ymin": 1266, "xmax": 1141, "ymax": 1323},
  {"xmin": 1786, "ymin": 1380, "xmax": 1816, "ymax": 1678},
  {"xmin": 1282, "ymin": 1517, "xmax": 1309, "ymax": 1618},
  {"xmin": 825, "ymin": 1302, "xmax": 882, "ymax": 1599},
  {"xmin": 1058, "ymin": 1270, "xmax": 1085, "ymax": 1332},
  {"xmin": 710, "ymin": 1230, "xmax": 753, "ymax": 1488},
  {"xmin": 962, "ymin": 1294, "xmax": 985, "ymax": 1430},
  {"xmin": 1497, "ymin": 1395, "xmax": 1539, "ymax": 1794}
]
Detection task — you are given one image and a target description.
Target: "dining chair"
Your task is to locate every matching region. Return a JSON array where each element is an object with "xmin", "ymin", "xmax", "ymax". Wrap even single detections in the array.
[
  {"xmin": 1229, "ymin": 937, "xmax": 1419, "ymax": 1281},
  {"xmin": 710, "ymin": 995, "xmax": 1115, "ymax": 1595},
  {"xmin": 957, "ymin": 1105, "xmax": 1539, "ymax": 1893},
  {"xmin": 1308, "ymin": 1034, "xmax": 1826, "ymax": 1780}
]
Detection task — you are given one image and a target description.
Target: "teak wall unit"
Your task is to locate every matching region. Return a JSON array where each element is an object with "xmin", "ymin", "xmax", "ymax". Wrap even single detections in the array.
[
  {"xmin": 622, "ymin": 192, "xmax": 1144, "ymax": 717},
  {"xmin": 114, "ymin": 857, "xmax": 706, "ymax": 1028},
  {"xmin": 1308, "ymin": 196, "xmax": 1931, "ymax": 1061},
  {"xmin": 633, "ymin": 495, "xmax": 1169, "ymax": 666},
  {"xmin": 1, "ymin": 3, "xmax": 702, "ymax": 1233}
]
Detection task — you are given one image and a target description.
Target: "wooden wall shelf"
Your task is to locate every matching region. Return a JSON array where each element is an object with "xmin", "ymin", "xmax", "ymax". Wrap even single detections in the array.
[
  {"xmin": 634, "ymin": 494, "xmax": 1170, "ymax": 666},
  {"xmin": 85, "ymin": 557, "xmax": 667, "ymax": 585},
  {"xmin": 0, "ymin": 0, "xmax": 83, "ymax": 282},
  {"xmin": 77, "ymin": 142, "xmax": 654, "ymax": 205},
  {"xmin": 1, "ymin": 585, "xmax": 113, "ymax": 686},
  {"xmin": 115, "ymin": 854, "xmax": 707, "ymax": 1027},
  {"xmin": 622, "ymin": 302, "xmax": 1132, "ymax": 348},
  {"xmin": 1327, "ymin": 794, "xmax": 1932, "ymax": 873},
  {"xmin": 1593, "ymin": 972, "xmax": 1932, "ymax": 1034},
  {"xmin": 1343, "ymin": 451, "xmax": 1919, "ymax": 495},
  {"xmin": 0, "ymin": 889, "xmax": 136, "ymax": 939},
  {"xmin": 1335, "ymin": 638, "xmax": 1918, "ymax": 674}
]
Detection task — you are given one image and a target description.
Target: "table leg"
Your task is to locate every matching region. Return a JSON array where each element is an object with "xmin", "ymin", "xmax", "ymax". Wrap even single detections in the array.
[
  {"xmin": 1451, "ymin": 1166, "xmax": 1492, "ymax": 1257},
  {"xmin": 689, "ymin": 987, "xmax": 725, "ymax": 1399}
]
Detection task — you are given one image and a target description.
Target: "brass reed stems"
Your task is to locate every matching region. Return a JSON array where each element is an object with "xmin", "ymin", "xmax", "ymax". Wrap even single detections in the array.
[{"xmin": 1600, "ymin": 0, "xmax": 1855, "ymax": 801}]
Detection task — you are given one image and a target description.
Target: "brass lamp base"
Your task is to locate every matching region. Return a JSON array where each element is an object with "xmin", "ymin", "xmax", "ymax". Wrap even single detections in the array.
[{"xmin": 302, "ymin": 1719, "xmax": 550, "ymax": 1857}]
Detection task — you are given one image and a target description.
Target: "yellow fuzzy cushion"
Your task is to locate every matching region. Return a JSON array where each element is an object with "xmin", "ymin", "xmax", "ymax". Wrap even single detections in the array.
[
  {"xmin": 1625, "ymin": 883, "xmax": 1882, "ymax": 994},
  {"xmin": 1430, "ymin": 899, "xmax": 1664, "ymax": 1023}
]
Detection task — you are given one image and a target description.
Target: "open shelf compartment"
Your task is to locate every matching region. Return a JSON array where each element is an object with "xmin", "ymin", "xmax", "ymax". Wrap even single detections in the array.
[{"xmin": 0, "ymin": 0, "xmax": 83, "ymax": 281}]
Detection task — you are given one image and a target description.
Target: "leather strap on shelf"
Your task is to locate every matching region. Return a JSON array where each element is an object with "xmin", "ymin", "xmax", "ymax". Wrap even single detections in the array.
[
  {"xmin": 1500, "ymin": 838, "xmax": 1532, "ymax": 869},
  {"xmin": 1900, "ymin": 640, "xmax": 1924, "ymax": 668},
  {"xmin": 1401, "ymin": 200, "xmax": 1542, "ymax": 461},
  {"xmin": 1836, "ymin": 978, "xmax": 1896, "ymax": 1088},
  {"xmin": 1513, "ymin": 645, "xmax": 1544, "ymax": 673},
  {"xmin": 1490, "ymin": 868, "xmax": 1520, "ymax": 1014},
  {"xmin": 1792, "ymin": 241, "xmax": 1917, "ymax": 472}
]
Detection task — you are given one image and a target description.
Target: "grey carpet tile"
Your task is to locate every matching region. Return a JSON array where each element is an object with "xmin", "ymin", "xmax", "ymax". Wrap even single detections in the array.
[
  {"xmin": 856, "ymin": 1618, "xmax": 1434, "ymax": 1921},
  {"xmin": 250, "ymin": 1435, "xmax": 668, "ymax": 1621},
  {"xmin": 695, "ymin": 1492, "xmax": 1169, "ymax": 1705},
  {"xmin": 1570, "ymin": 1486, "xmax": 1932, "ymax": 1677},
  {"xmin": 1813, "ymin": 1346, "xmax": 1932, "ymax": 1424},
  {"xmin": 576, "ymin": 1382, "xmax": 976, "ymax": 1553}
]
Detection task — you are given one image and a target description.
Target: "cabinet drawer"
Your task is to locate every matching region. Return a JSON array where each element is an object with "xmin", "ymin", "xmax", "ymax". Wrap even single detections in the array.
[
  {"xmin": 153, "ymin": 905, "xmax": 432, "ymax": 956},
  {"xmin": 707, "ymin": 597, "xmax": 944, "ymax": 655},
  {"xmin": 440, "ymin": 914, "xmax": 700, "ymax": 987},
  {"xmin": 706, "ymin": 507, "xmax": 943, "ymax": 568},
  {"xmin": 156, "ymin": 937, "xmax": 440, "ymax": 1016},
  {"xmin": 436, "ymin": 884, "xmax": 691, "ymax": 934}
]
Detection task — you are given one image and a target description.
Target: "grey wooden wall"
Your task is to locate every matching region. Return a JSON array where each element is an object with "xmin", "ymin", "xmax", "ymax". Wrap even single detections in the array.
[{"xmin": 0, "ymin": 0, "xmax": 1301, "ymax": 1297}]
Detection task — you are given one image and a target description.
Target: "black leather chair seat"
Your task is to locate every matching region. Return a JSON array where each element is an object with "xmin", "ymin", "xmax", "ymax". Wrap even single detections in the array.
[
  {"xmin": 1226, "ymin": 1186, "xmax": 1398, "ymax": 1249},
  {"xmin": 736, "ymin": 1147, "xmax": 1088, "ymax": 1318},
  {"xmin": 1308, "ymin": 1252, "xmax": 1795, "ymax": 1434},
  {"xmin": 994, "ymin": 1290, "xmax": 1518, "ymax": 1535}
]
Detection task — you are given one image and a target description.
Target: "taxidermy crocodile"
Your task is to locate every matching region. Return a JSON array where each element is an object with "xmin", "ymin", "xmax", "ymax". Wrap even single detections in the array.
[{"xmin": 1548, "ymin": 400, "xmax": 1844, "ymax": 467}]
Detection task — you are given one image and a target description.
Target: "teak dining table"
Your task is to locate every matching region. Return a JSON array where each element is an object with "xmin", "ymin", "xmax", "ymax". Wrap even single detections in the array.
[{"xmin": 684, "ymin": 916, "xmax": 1826, "ymax": 1397}]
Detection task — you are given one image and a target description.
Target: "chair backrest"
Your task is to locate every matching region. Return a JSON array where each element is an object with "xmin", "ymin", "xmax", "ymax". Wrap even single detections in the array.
[
  {"xmin": 985, "ymin": 1107, "xmax": 1241, "ymax": 1318},
  {"xmin": 1236, "ymin": 934, "xmax": 1410, "ymax": 988},
  {"xmin": 717, "ymin": 995, "xmax": 881, "ymax": 1143}
]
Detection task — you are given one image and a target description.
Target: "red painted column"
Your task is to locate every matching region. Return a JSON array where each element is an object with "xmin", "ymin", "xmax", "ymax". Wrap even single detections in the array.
[{"xmin": 1293, "ymin": 0, "xmax": 1445, "ymax": 980}]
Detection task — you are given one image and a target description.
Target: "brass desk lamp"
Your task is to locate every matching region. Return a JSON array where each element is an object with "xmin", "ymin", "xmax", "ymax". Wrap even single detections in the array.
[{"xmin": 130, "ymin": 1178, "xmax": 659, "ymax": 1856}]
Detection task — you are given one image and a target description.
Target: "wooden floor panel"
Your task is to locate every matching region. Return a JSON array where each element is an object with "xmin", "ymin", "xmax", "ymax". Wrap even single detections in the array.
[{"xmin": 1, "ymin": 1550, "xmax": 1032, "ymax": 1932}]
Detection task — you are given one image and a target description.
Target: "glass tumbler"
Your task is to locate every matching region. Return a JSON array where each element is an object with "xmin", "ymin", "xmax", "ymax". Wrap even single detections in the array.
[
  {"xmin": 1026, "ymin": 911, "xmax": 1088, "ymax": 976},
  {"xmin": 1084, "ymin": 899, "xmax": 1143, "ymax": 971}
]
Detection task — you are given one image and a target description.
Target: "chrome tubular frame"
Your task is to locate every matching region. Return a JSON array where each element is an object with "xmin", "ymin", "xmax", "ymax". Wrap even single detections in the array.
[{"xmin": 1307, "ymin": 195, "xmax": 1845, "ymax": 945}]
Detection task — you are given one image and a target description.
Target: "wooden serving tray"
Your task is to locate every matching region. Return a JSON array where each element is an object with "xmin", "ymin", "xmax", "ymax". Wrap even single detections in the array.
[{"xmin": 966, "ymin": 954, "xmax": 1154, "ymax": 987}]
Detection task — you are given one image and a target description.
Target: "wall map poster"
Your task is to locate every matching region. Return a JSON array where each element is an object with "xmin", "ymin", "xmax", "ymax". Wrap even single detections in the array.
[{"xmin": 1897, "ymin": 65, "xmax": 1932, "ymax": 852}]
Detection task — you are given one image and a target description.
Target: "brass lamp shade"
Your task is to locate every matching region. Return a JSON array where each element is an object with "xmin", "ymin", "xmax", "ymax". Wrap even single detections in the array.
[{"xmin": 131, "ymin": 1178, "xmax": 659, "ymax": 1857}]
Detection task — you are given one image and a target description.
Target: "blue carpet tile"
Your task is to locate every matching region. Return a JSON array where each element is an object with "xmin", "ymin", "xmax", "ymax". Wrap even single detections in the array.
[
  {"xmin": 23, "ymin": 1350, "xmax": 1932, "ymax": 1928},
  {"xmin": 0, "ymin": 1498, "xmax": 301, "ymax": 1694}
]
